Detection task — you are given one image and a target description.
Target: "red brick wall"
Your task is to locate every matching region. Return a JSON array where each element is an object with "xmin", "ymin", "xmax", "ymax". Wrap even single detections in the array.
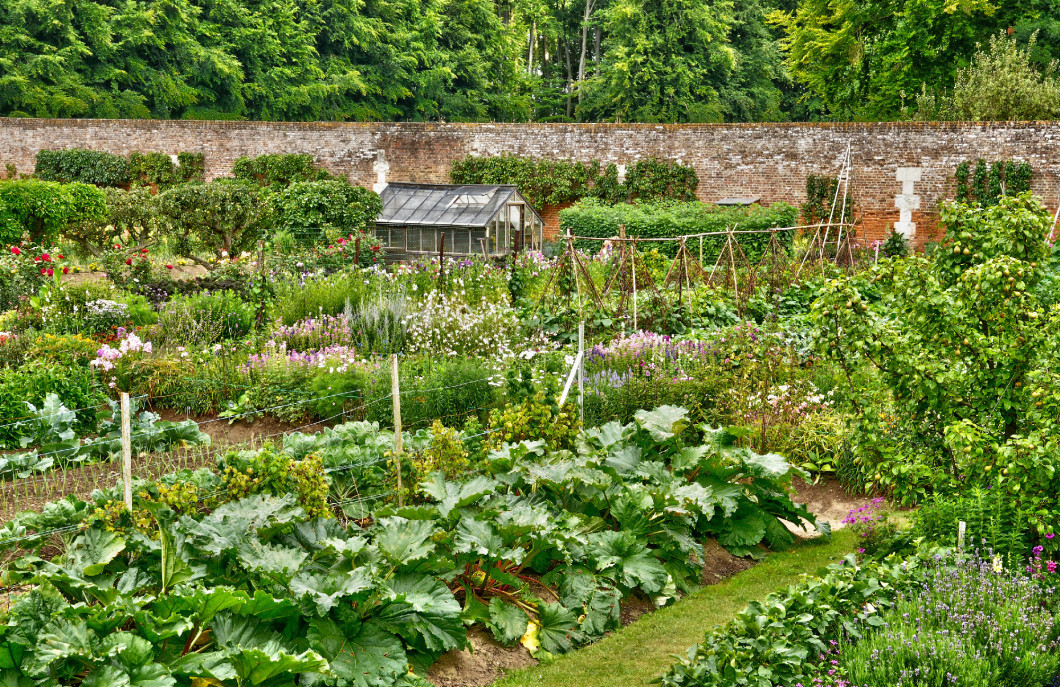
[{"xmin": 3, "ymin": 119, "xmax": 1059, "ymax": 247}]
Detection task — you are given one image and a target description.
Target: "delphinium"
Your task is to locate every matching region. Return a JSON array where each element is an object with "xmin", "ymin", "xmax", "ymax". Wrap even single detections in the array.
[{"xmin": 807, "ymin": 550, "xmax": 1060, "ymax": 687}]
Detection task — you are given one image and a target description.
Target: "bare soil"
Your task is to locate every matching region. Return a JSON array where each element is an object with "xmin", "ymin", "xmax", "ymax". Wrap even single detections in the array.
[{"xmin": 788, "ymin": 475, "xmax": 869, "ymax": 535}]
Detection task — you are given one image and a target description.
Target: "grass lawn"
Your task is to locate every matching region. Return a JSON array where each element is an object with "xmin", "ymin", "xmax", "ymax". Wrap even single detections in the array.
[{"xmin": 494, "ymin": 528, "xmax": 859, "ymax": 687}]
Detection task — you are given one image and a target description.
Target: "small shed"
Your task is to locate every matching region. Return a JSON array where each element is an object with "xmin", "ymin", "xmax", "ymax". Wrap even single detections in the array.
[{"xmin": 375, "ymin": 183, "xmax": 544, "ymax": 257}]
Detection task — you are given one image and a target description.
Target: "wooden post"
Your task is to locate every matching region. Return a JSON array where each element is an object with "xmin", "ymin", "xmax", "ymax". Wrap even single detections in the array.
[
  {"xmin": 957, "ymin": 520, "xmax": 966, "ymax": 552},
  {"xmin": 631, "ymin": 238, "xmax": 638, "ymax": 331},
  {"xmin": 439, "ymin": 232, "xmax": 446, "ymax": 292},
  {"xmin": 391, "ymin": 355, "xmax": 404, "ymax": 507},
  {"xmin": 120, "ymin": 392, "xmax": 132, "ymax": 510},
  {"xmin": 257, "ymin": 240, "xmax": 265, "ymax": 274},
  {"xmin": 577, "ymin": 322, "xmax": 585, "ymax": 424},
  {"xmin": 699, "ymin": 235, "xmax": 703, "ymax": 266}
]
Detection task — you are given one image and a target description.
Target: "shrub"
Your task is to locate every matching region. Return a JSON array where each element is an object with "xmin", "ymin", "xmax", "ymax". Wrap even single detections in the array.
[
  {"xmin": 815, "ymin": 194, "xmax": 1057, "ymax": 507},
  {"xmin": 0, "ymin": 179, "xmax": 106, "ymax": 244},
  {"xmin": 65, "ymin": 186, "xmax": 158, "ymax": 257},
  {"xmin": 155, "ymin": 291, "xmax": 255, "ymax": 347},
  {"xmin": 560, "ymin": 199, "xmax": 798, "ymax": 259},
  {"xmin": 365, "ymin": 357, "xmax": 497, "ymax": 431},
  {"xmin": 34, "ymin": 149, "xmax": 130, "ymax": 187},
  {"xmin": 272, "ymin": 180, "xmax": 382, "ymax": 243},
  {"xmin": 220, "ymin": 445, "xmax": 330, "ymax": 518},
  {"xmin": 157, "ymin": 180, "xmax": 272, "ymax": 263}
]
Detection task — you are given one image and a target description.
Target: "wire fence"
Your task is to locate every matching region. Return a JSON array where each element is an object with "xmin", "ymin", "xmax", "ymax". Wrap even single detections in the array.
[{"xmin": 0, "ymin": 365, "xmax": 508, "ymax": 526}]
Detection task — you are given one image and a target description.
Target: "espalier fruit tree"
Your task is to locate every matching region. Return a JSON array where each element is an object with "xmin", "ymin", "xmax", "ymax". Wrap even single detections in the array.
[{"xmin": 813, "ymin": 193, "xmax": 1059, "ymax": 541}]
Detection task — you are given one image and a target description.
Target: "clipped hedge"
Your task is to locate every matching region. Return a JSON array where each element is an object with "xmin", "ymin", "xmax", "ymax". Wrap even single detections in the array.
[{"xmin": 560, "ymin": 199, "xmax": 798, "ymax": 259}]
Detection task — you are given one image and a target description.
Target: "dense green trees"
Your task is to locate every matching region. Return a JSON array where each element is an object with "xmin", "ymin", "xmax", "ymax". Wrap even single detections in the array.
[{"xmin": 0, "ymin": 0, "xmax": 1057, "ymax": 122}]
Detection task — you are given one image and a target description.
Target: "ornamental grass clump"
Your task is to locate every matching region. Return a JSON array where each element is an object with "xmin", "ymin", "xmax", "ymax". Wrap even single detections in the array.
[{"xmin": 811, "ymin": 550, "xmax": 1060, "ymax": 687}]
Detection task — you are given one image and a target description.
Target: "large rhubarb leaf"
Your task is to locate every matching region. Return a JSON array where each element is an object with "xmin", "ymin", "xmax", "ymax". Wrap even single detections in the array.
[
  {"xmin": 290, "ymin": 568, "xmax": 373, "ymax": 615},
  {"xmin": 308, "ymin": 618, "xmax": 406, "ymax": 687},
  {"xmin": 484, "ymin": 599, "xmax": 527, "ymax": 647},
  {"xmin": 633, "ymin": 406, "xmax": 688, "ymax": 441},
  {"xmin": 67, "ymin": 528, "xmax": 126, "ymax": 576},
  {"xmin": 374, "ymin": 517, "xmax": 437, "ymax": 567},
  {"xmin": 378, "ymin": 573, "xmax": 464, "ymax": 653},
  {"xmin": 585, "ymin": 531, "xmax": 668, "ymax": 594},
  {"xmin": 535, "ymin": 603, "xmax": 580, "ymax": 655}
]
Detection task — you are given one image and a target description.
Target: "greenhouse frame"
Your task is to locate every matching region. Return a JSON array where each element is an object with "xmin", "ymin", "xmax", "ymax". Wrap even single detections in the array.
[{"xmin": 375, "ymin": 183, "xmax": 544, "ymax": 257}]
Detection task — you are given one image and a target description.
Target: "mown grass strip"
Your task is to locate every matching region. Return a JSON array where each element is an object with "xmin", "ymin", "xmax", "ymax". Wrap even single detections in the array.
[{"xmin": 494, "ymin": 529, "xmax": 859, "ymax": 687}]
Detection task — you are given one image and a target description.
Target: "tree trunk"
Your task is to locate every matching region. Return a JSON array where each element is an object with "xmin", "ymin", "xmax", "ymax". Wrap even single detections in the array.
[
  {"xmin": 577, "ymin": 0, "xmax": 594, "ymax": 102},
  {"xmin": 594, "ymin": 26, "xmax": 601, "ymax": 76},
  {"xmin": 528, "ymin": 21, "xmax": 536, "ymax": 76},
  {"xmin": 564, "ymin": 41, "xmax": 574, "ymax": 118}
]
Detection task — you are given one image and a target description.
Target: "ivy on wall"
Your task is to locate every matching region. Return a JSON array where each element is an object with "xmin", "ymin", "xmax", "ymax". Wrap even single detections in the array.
[
  {"xmin": 35, "ymin": 149, "xmax": 205, "ymax": 189},
  {"xmin": 449, "ymin": 155, "xmax": 698, "ymax": 209},
  {"xmin": 801, "ymin": 173, "xmax": 854, "ymax": 224},
  {"xmin": 954, "ymin": 159, "xmax": 1032, "ymax": 207}
]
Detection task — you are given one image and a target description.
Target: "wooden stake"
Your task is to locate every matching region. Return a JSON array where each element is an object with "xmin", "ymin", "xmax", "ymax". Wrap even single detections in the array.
[
  {"xmin": 631, "ymin": 238, "xmax": 638, "ymax": 331},
  {"xmin": 577, "ymin": 322, "xmax": 585, "ymax": 424},
  {"xmin": 439, "ymin": 232, "xmax": 446, "ymax": 292},
  {"xmin": 391, "ymin": 355, "xmax": 404, "ymax": 506},
  {"xmin": 120, "ymin": 392, "xmax": 132, "ymax": 510}
]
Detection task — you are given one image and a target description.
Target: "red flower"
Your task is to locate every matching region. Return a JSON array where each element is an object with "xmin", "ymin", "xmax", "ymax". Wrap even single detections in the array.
[
  {"xmin": 41, "ymin": 253, "xmax": 51, "ymax": 262},
  {"xmin": 57, "ymin": 254, "xmax": 64, "ymax": 259},
  {"xmin": 10, "ymin": 246, "xmax": 19, "ymax": 255},
  {"xmin": 166, "ymin": 264, "xmax": 174, "ymax": 270},
  {"xmin": 62, "ymin": 266, "xmax": 69, "ymax": 275},
  {"xmin": 125, "ymin": 258, "xmax": 132, "ymax": 265},
  {"xmin": 114, "ymin": 244, "xmax": 121, "ymax": 249},
  {"xmin": 40, "ymin": 268, "xmax": 47, "ymax": 275},
  {"xmin": 46, "ymin": 268, "xmax": 53, "ymax": 277},
  {"xmin": 140, "ymin": 248, "xmax": 148, "ymax": 254}
]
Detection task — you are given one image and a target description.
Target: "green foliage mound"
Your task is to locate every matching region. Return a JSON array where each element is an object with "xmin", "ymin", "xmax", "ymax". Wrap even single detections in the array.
[{"xmin": 561, "ymin": 199, "xmax": 798, "ymax": 259}]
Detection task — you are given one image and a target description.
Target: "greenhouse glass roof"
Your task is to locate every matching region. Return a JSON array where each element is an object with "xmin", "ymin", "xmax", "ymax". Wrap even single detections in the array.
[{"xmin": 376, "ymin": 183, "xmax": 531, "ymax": 227}]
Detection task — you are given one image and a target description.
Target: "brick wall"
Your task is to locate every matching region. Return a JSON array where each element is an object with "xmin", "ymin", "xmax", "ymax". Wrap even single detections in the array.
[{"xmin": 2, "ymin": 119, "xmax": 1059, "ymax": 246}]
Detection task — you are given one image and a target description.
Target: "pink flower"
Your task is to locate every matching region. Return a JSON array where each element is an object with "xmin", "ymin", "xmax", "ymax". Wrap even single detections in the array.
[
  {"xmin": 1047, "ymin": 533, "xmax": 1055, "ymax": 540},
  {"xmin": 1048, "ymin": 561, "xmax": 1057, "ymax": 573},
  {"xmin": 858, "ymin": 548, "xmax": 865, "ymax": 554}
]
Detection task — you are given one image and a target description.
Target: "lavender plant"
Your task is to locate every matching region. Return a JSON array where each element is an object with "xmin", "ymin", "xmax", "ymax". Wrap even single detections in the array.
[{"xmin": 810, "ymin": 550, "xmax": 1060, "ymax": 687}]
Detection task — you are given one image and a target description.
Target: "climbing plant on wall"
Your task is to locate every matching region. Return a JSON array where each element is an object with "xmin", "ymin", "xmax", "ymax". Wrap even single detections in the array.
[
  {"xmin": 954, "ymin": 159, "xmax": 1032, "ymax": 206},
  {"xmin": 449, "ymin": 155, "xmax": 698, "ymax": 208}
]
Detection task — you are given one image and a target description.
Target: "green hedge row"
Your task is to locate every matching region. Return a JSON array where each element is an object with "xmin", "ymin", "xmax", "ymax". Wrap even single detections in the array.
[
  {"xmin": 560, "ymin": 199, "xmax": 798, "ymax": 259},
  {"xmin": 35, "ymin": 149, "xmax": 205, "ymax": 188}
]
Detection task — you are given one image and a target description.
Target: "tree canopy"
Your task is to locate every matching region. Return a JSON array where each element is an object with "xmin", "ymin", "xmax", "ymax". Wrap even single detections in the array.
[{"xmin": 0, "ymin": 0, "xmax": 1057, "ymax": 122}]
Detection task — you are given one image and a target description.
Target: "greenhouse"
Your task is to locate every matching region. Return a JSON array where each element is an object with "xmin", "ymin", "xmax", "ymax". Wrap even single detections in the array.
[{"xmin": 375, "ymin": 183, "xmax": 544, "ymax": 257}]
